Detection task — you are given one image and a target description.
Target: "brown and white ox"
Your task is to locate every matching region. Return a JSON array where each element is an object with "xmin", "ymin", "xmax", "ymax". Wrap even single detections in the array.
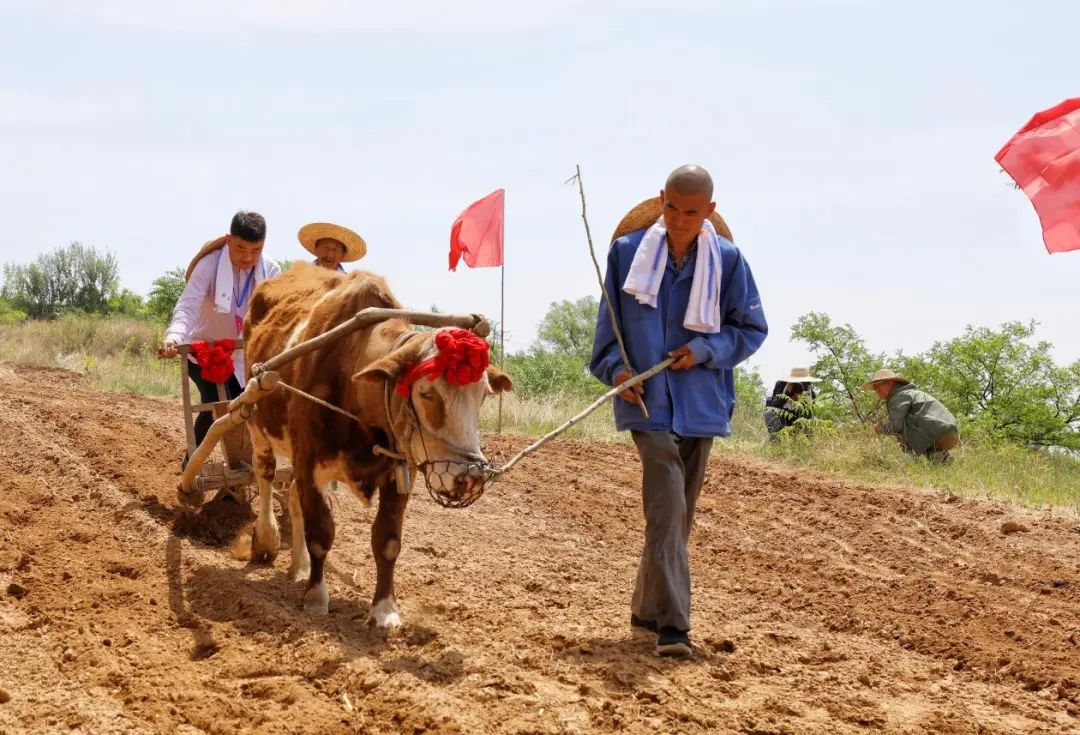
[{"xmin": 242, "ymin": 264, "xmax": 511, "ymax": 626}]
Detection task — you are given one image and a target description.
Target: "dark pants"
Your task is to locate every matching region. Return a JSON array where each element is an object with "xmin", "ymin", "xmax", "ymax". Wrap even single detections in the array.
[
  {"xmin": 188, "ymin": 360, "xmax": 242, "ymax": 448},
  {"xmin": 630, "ymin": 430, "xmax": 714, "ymax": 632}
]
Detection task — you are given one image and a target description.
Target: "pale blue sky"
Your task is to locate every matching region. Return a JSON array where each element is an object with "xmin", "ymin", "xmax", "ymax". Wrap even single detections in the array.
[{"xmin": 2, "ymin": 0, "xmax": 1077, "ymax": 384}]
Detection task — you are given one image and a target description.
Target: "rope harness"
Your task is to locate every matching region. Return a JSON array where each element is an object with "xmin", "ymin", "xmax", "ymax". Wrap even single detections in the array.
[{"xmin": 276, "ymin": 329, "xmax": 493, "ymax": 508}]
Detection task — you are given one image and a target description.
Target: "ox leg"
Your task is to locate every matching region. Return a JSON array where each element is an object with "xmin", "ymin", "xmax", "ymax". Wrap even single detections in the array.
[
  {"xmin": 249, "ymin": 431, "xmax": 280, "ymax": 563},
  {"xmin": 370, "ymin": 480, "xmax": 409, "ymax": 628},
  {"xmin": 298, "ymin": 468, "xmax": 334, "ymax": 615},
  {"xmin": 286, "ymin": 480, "xmax": 311, "ymax": 582}
]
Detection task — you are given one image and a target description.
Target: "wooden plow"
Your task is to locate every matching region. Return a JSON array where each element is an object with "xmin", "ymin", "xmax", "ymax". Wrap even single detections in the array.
[{"xmin": 172, "ymin": 340, "xmax": 287, "ymax": 504}]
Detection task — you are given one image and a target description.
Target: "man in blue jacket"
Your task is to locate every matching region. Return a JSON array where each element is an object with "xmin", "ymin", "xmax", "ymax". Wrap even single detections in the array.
[{"xmin": 590, "ymin": 165, "xmax": 767, "ymax": 657}]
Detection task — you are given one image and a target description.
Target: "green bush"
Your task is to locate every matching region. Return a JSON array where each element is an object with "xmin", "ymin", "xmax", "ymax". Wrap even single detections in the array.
[
  {"xmin": 0, "ymin": 297, "xmax": 26, "ymax": 325},
  {"xmin": 504, "ymin": 351, "xmax": 605, "ymax": 401}
]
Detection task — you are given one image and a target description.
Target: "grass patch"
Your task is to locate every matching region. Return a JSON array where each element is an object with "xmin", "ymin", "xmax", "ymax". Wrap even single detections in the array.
[
  {"xmin": 4, "ymin": 316, "xmax": 1077, "ymax": 512},
  {"xmin": 0, "ymin": 314, "xmax": 182, "ymax": 398},
  {"xmin": 479, "ymin": 390, "xmax": 623, "ymax": 441},
  {"xmin": 720, "ymin": 423, "xmax": 1080, "ymax": 512}
]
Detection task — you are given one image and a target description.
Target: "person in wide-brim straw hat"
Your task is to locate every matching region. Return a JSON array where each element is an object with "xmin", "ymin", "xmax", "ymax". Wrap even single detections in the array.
[
  {"xmin": 589, "ymin": 164, "xmax": 768, "ymax": 659},
  {"xmin": 862, "ymin": 367, "xmax": 960, "ymax": 462},
  {"xmin": 298, "ymin": 222, "xmax": 367, "ymax": 273},
  {"xmin": 764, "ymin": 367, "xmax": 820, "ymax": 438}
]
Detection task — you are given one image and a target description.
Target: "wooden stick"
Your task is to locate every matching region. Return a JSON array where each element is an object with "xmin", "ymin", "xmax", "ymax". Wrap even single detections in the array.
[
  {"xmin": 569, "ymin": 164, "xmax": 649, "ymax": 419},
  {"xmin": 180, "ymin": 372, "xmax": 280, "ymax": 503},
  {"xmin": 179, "ymin": 356, "xmax": 196, "ymax": 456},
  {"xmin": 252, "ymin": 308, "xmax": 489, "ymax": 376},
  {"xmin": 173, "ymin": 339, "xmax": 244, "ymax": 357},
  {"xmin": 225, "ymin": 371, "xmax": 282, "ymax": 413},
  {"xmin": 487, "ymin": 357, "xmax": 675, "ymax": 481}
]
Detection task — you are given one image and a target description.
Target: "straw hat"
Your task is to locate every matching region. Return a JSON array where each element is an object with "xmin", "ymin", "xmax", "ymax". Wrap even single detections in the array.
[
  {"xmin": 298, "ymin": 222, "xmax": 367, "ymax": 262},
  {"xmin": 861, "ymin": 368, "xmax": 909, "ymax": 390},
  {"xmin": 611, "ymin": 196, "xmax": 734, "ymax": 244},
  {"xmin": 782, "ymin": 367, "xmax": 821, "ymax": 384},
  {"xmin": 185, "ymin": 235, "xmax": 228, "ymax": 282}
]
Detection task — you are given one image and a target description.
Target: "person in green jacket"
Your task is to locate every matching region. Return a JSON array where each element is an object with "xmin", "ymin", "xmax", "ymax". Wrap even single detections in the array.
[{"xmin": 863, "ymin": 369, "xmax": 960, "ymax": 463}]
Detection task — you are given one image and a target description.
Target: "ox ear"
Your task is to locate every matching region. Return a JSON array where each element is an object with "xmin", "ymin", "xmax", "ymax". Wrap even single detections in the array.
[
  {"xmin": 486, "ymin": 366, "xmax": 513, "ymax": 394},
  {"xmin": 353, "ymin": 354, "xmax": 407, "ymax": 384},
  {"xmin": 353, "ymin": 333, "xmax": 425, "ymax": 384}
]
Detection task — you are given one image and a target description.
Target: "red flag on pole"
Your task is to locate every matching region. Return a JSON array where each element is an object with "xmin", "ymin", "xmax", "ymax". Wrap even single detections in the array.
[
  {"xmin": 995, "ymin": 98, "xmax": 1080, "ymax": 254},
  {"xmin": 449, "ymin": 189, "xmax": 504, "ymax": 270}
]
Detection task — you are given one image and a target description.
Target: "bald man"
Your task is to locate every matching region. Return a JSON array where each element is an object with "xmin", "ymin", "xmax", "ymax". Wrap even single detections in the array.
[{"xmin": 590, "ymin": 165, "xmax": 768, "ymax": 657}]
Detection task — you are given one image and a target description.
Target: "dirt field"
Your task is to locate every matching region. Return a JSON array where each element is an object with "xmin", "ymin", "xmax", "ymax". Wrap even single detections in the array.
[{"xmin": 0, "ymin": 363, "xmax": 1078, "ymax": 734}]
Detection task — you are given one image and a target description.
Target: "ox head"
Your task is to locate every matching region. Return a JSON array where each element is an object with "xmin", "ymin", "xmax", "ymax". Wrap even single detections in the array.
[{"xmin": 353, "ymin": 328, "xmax": 513, "ymax": 507}]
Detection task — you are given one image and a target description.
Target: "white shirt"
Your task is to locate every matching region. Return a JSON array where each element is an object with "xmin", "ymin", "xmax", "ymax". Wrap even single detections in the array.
[{"xmin": 165, "ymin": 248, "xmax": 282, "ymax": 384}]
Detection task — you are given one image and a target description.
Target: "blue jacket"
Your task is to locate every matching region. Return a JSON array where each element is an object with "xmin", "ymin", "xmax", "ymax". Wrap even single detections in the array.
[{"xmin": 589, "ymin": 229, "xmax": 768, "ymax": 437}]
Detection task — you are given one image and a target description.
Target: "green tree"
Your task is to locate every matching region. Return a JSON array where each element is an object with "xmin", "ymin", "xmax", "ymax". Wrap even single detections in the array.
[
  {"xmin": 2, "ymin": 242, "xmax": 119, "ymax": 318},
  {"xmin": 898, "ymin": 321, "xmax": 1080, "ymax": 449},
  {"xmin": 533, "ymin": 296, "xmax": 599, "ymax": 363},
  {"xmin": 500, "ymin": 297, "xmax": 602, "ymax": 399},
  {"xmin": 146, "ymin": 267, "xmax": 185, "ymax": 322},
  {"xmin": 735, "ymin": 365, "xmax": 765, "ymax": 409},
  {"xmin": 107, "ymin": 289, "xmax": 147, "ymax": 318},
  {"xmin": 730, "ymin": 365, "xmax": 768, "ymax": 439},
  {"xmin": 790, "ymin": 312, "xmax": 885, "ymax": 424}
]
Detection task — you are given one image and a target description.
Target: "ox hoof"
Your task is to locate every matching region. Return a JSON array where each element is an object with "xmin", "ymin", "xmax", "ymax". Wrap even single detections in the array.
[
  {"xmin": 250, "ymin": 523, "xmax": 280, "ymax": 563},
  {"xmin": 370, "ymin": 598, "xmax": 403, "ymax": 629},
  {"xmin": 303, "ymin": 583, "xmax": 329, "ymax": 615}
]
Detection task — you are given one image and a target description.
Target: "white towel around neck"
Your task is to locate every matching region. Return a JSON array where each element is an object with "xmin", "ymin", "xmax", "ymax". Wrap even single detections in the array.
[
  {"xmin": 622, "ymin": 217, "xmax": 724, "ymax": 333},
  {"xmin": 212, "ymin": 245, "xmax": 265, "ymax": 315}
]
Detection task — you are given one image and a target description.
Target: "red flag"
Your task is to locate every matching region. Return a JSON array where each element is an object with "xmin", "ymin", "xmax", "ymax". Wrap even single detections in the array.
[
  {"xmin": 449, "ymin": 189, "xmax": 504, "ymax": 270},
  {"xmin": 996, "ymin": 98, "xmax": 1080, "ymax": 254}
]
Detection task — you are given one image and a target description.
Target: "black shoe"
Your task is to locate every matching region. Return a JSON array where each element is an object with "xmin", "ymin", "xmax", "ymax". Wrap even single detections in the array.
[
  {"xmin": 630, "ymin": 613, "xmax": 657, "ymax": 636},
  {"xmin": 656, "ymin": 627, "xmax": 693, "ymax": 657}
]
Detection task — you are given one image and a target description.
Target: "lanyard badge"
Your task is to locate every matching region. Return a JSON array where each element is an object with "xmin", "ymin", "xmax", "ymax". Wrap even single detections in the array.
[{"xmin": 233, "ymin": 266, "xmax": 256, "ymax": 336}]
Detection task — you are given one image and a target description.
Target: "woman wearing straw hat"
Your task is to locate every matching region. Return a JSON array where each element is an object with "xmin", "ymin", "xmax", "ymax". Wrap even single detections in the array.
[
  {"xmin": 298, "ymin": 222, "xmax": 367, "ymax": 272},
  {"xmin": 863, "ymin": 368, "xmax": 960, "ymax": 462},
  {"xmin": 764, "ymin": 367, "xmax": 821, "ymax": 438}
]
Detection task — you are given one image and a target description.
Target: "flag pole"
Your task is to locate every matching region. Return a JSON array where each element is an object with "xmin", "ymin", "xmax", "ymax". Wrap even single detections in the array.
[
  {"xmin": 497, "ymin": 259, "xmax": 505, "ymax": 434},
  {"xmin": 497, "ymin": 188, "xmax": 506, "ymax": 434}
]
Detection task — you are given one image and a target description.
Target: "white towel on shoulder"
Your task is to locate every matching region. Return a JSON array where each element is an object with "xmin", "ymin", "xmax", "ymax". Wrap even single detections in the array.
[
  {"xmin": 622, "ymin": 217, "xmax": 724, "ymax": 333},
  {"xmin": 213, "ymin": 247, "xmax": 234, "ymax": 314},
  {"xmin": 212, "ymin": 245, "xmax": 267, "ymax": 315}
]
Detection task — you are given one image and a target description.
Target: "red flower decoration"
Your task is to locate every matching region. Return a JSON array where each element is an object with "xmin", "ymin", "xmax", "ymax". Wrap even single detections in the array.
[
  {"xmin": 191, "ymin": 339, "xmax": 236, "ymax": 384},
  {"xmin": 395, "ymin": 329, "xmax": 490, "ymax": 398}
]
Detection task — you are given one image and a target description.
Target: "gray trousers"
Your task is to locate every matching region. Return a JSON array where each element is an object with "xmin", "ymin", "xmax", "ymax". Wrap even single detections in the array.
[{"xmin": 630, "ymin": 430, "xmax": 713, "ymax": 632}]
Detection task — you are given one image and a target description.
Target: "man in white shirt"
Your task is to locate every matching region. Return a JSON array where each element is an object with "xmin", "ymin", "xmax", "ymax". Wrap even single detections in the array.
[{"xmin": 160, "ymin": 211, "xmax": 282, "ymax": 463}]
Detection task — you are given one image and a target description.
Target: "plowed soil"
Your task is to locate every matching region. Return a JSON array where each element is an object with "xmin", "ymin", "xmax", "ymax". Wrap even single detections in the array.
[{"xmin": 0, "ymin": 363, "xmax": 1078, "ymax": 734}]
